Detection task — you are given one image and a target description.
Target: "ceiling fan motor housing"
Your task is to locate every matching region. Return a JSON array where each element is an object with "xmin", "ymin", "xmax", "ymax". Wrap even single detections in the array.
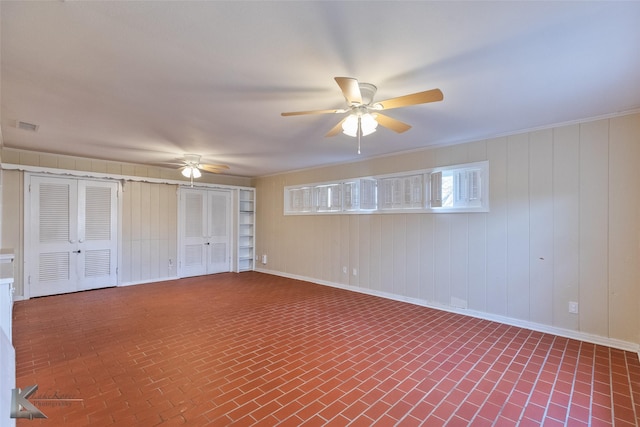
[
  {"xmin": 357, "ymin": 83, "xmax": 377, "ymax": 105},
  {"xmin": 183, "ymin": 153, "xmax": 201, "ymax": 166}
]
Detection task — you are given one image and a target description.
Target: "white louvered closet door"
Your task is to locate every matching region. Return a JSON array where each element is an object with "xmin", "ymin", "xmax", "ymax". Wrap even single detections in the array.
[
  {"xmin": 76, "ymin": 180, "xmax": 118, "ymax": 291},
  {"xmin": 207, "ymin": 190, "xmax": 231, "ymax": 274},
  {"xmin": 29, "ymin": 176, "xmax": 118, "ymax": 297},
  {"xmin": 180, "ymin": 190, "xmax": 208, "ymax": 277},
  {"xmin": 179, "ymin": 188, "xmax": 231, "ymax": 277}
]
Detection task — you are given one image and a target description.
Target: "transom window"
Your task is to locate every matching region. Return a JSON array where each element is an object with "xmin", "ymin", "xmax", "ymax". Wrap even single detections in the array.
[{"xmin": 284, "ymin": 161, "xmax": 489, "ymax": 215}]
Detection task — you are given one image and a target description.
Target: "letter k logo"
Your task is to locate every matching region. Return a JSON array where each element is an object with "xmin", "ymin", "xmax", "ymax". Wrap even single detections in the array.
[{"xmin": 10, "ymin": 385, "xmax": 47, "ymax": 419}]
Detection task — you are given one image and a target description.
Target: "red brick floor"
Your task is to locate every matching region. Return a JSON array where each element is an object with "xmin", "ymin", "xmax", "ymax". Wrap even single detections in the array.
[{"xmin": 12, "ymin": 272, "xmax": 640, "ymax": 426}]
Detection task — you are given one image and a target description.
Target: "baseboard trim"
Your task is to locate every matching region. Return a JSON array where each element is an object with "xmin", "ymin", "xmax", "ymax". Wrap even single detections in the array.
[
  {"xmin": 255, "ymin": 268, "xmax": 640, "ymax": 356},
  {"xmin": 119, "ymin": 276, "xmax": 179, "ymax": 287}
]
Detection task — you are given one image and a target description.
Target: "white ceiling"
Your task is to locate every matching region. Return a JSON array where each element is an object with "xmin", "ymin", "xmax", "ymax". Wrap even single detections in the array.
[{"xmin": 2, "ymin": 1, "xmax": 639, "ymax": 178}]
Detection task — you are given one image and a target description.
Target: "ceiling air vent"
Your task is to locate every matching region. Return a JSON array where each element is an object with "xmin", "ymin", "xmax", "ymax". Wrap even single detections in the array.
[{"xmin": 15, "ymin": 120, "xmax": 39, "ymax": 132}]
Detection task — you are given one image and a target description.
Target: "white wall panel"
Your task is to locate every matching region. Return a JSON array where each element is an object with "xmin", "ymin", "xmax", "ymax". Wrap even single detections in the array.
[
  {"xmin": 528, "ymin": 129, "xmax": 554, "ymax": 325},
  {"xmin": 578, "ymin": 120, "xmax": 609, "ymax": 337},
  {"xmin": 308, "ymin": 216, "xmax": 320, "ymax": 280},
  {"xmin": 434, "ymin": 215, "xmax": 451, "ymax": 305},
  {"xmin": 139, "ymin": 182, "xmax": 151, "ymax": 241},
  {"xmin": 120, "ymin": 185, "xmax": 132, "ymax": 282},
  {"xmin": 380, "ymin": 215, "xmax": 395, "ymax": 295},
  {"xmin": 467, "ymin": 140, "xmax": 488, "ymax": 162},
  {"xmin": 486, "ymin": 137, "xmax": 508, "ymax": 316},
  {"xmin": 450, "ymin": 215, "xmax": 469, "ymax": 308},
  {"xmin": 341, "ymin": 215, "xmax": 351, "ymax": 285},
  {"xmin": 368, "ymin": 215, "xmax": 382, "ymax": 292},
  {"xmin": 450, "ymin": 144, "xmax": 470, "ymax": 164},
  {"xmin": 300, "ymin": 217, "xmax": 314, "ymax": 277},
  {"xmin": 467, "ymin": 213, "xmax": 487, "ymax": 311},
  {"xmin": 608, "ymin": 115, "xmax": 640, "ymax": 343},
  {"xmin": 506, "ymin": 134, "xmax": 530, "ymax": 320},
  {"xmin": 349, "ymin": 216, "xmax": 359, "ymax": 286},
  {"xmin": 552, "ymin": 125, "xmax": 580, "ymax": 330},
  {"xmin": 418, "ymin": 214, "xmax": 435, "ymax": 303},
  {"xmin": 392, "ymin": 215, "xmax": 407, "ymax": 296},
  {"xmin": 405, "ymin": 215, "xmax": 421, "ymax": 299},
  {"xmin": 358, "ymin": 215, "xmax": 371, "ymax": 289},
  {"xmin": 148, "ymin": 185, "xmax": 160, "ymax": 278},
  {"xmin": 292, "ymin": 216, "xmax": 308, "ymax": 277},
  {"xmin": 120, "ymin": 182, "xmax": 178, "ymax": 284},
  {"xmin": 332, "ymin": 216, "xmax": 343, "ymax": 283}
]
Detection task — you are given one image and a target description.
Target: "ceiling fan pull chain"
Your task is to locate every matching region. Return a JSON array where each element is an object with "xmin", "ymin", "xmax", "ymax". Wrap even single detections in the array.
[{"xmin": 357, "ymin": 116, "xmax": 362, "ymax": 154}]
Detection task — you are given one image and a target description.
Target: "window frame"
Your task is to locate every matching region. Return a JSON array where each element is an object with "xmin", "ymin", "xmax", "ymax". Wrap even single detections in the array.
[{"xmin": 283, "ymin": 161, "xmax": 489, "ymax": 215}]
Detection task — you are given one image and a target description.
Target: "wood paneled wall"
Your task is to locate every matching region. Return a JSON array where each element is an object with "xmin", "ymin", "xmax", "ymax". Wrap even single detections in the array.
[
  {"xmin": 255, "ymin": 113, "xmax": 640, "ymax": 347},
  {"xmin": 120, "ymin": 181, "xmax": 178, "ymax": 285},
  {"xmin": 0, "ymin": 149, "xmax": 252, "ymax": 296}
]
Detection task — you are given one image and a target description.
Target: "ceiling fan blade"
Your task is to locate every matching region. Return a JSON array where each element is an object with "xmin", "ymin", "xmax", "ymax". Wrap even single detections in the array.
[
  {"xmin": 335, "ymin": 77, "xmax": 362, "ymax": 105},
  {"xmin": 200, "ymin": 164, "xmax": 230, "ymax": 173},
  {"xmin": 152, "ymin": 161, "xmax": 186, "ymax": 168},
  {"xmin": 281, "ymin": 108, "xmax": 346, "ymax": 117},
  {"xmin": 325, "ymin": 117, "xmax": 348, "ymax": 137},
  {"xmin": 376, "ymin": 88, "xmax": 443, "ymax": 110},
  {"xmin": 375, "ymin": 113, "xmax": 412, "ymax": 133}
]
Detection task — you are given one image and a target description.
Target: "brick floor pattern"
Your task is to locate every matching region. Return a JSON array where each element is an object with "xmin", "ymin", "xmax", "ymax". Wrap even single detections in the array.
[{"xmin": 12, "ymin": 272, "xmax": 640, "ymax": 426}]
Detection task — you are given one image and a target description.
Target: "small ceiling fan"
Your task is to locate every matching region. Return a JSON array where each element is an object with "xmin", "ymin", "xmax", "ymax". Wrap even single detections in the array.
[
  {"xmin": 178, "ymin": 154, "xmax": 229, "ymax": 186},
  {"xmin": 281, "ymin": 77, "xmax": 443, "ymax": 153}
]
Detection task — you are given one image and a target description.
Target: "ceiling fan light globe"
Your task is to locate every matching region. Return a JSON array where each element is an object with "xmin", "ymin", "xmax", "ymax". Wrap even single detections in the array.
[
  {"xmin": 192, "ymin": 167, "xmax": 202, "ymax": 178},
  {"xmin": 342, "ymin": 114, "xmax": 359, "ymax": 137},
  {"xmin": 361, "ymin": 113, "xmax": 378, "ymax": 136},
  {"xmin": 181, "ymin": 167, "xmax": 192, "ymax": 178}
]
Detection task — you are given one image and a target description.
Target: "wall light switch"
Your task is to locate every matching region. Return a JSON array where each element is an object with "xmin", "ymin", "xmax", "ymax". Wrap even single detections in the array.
[{"xmin": 568, "ymin": 301, "xmax": 579, "ymax": 314}]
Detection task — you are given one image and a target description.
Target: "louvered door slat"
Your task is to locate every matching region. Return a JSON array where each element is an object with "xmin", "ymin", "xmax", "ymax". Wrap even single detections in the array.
[{"xmin": 85, "ymin": 186, "xmax": 112, "ymax": 240}]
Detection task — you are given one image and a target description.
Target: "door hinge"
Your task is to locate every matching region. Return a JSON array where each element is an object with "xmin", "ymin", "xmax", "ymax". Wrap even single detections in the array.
[{"xmin": 28, "ymin": 275, "xmax": 31, "ymax": 285}]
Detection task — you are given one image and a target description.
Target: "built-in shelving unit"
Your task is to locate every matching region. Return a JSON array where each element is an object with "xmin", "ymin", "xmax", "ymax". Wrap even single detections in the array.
[{"xmin": 237, "ymin": 189, "xmax": 255, "ymax": 272}]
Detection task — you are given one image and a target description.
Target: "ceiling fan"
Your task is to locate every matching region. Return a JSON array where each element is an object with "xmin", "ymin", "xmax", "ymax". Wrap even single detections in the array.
[
  {"xmin": 177, "ymin": 154, "xmax": 229, "ymax": 186},
  {"xmin": 281, "ymin": 77, "xmax": 444, "ymax": 153}
]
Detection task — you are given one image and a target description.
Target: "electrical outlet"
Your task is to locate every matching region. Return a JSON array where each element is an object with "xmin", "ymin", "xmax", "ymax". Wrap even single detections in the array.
[
  {"xmin": 352, "ymin": 268, "xmax": 357, "ymax": 276},
  {"xmin": 342, "ymin": 266, "xmax": 347, "ymax": 274},
  {"xmin": 568, "ymin": 301, "xmax": 579, "ymax": 314}
]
